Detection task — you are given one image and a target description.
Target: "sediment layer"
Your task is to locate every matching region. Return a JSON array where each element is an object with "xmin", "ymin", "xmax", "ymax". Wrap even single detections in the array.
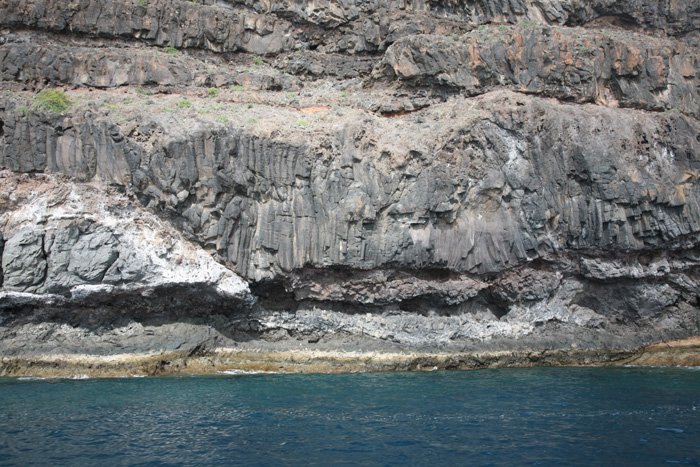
[{"xmin": 3, "ymin": 337, "xmax": 699, "ymax": 378}]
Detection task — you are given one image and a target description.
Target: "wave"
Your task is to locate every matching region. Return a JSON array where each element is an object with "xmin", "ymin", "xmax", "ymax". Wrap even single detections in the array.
[
  {"xmin": 623, "ymin": 365, "xmax": 700, "ymax": 371},
  {"xmin": 216, "ymin": 369, "xmax": 279, "ymax": 375}
]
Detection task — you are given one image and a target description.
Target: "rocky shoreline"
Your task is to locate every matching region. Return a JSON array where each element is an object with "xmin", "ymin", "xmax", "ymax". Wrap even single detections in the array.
[{"xmin": 2, "ymin": 337, "xmax": 699, "ymax": 378}]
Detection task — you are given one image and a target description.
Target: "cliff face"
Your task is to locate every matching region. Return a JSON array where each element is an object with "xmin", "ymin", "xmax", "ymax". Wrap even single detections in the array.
[{"xmin": 0, "ymin": 0, "xmax": 699, "ymax": 375}]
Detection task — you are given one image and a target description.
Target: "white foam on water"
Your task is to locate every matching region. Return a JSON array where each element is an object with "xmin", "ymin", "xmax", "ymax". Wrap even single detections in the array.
[
  {"xmin": 656, "ymin": 427, "xmax": 685, "ymax": 433},
  {"xmin": 217, "ymin": 369, "xmax": 279, "ymax": 375},
  {"xmin": 624, "ymin": 365, "xmax": 700, "ymax": 371}
]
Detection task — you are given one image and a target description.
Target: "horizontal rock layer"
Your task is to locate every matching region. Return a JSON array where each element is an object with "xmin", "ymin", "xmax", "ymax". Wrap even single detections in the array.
[
  {"xmin": 1, "ymin": 42, "xmax": 194, "ymax": 88},
  {"xmin": 2, "ymin": 0, "xmax": 698, "ymax": 60},
  {"xmin": 0, "ymin": 0, "xmax": 295, "ymax": 55},
  {"xmin": 377, "ymin": 27, "xmax": 700, "ymax": 118},
  {"xmin": 0, "ymin": 32, "xmax": 305, "ymax": 91}
]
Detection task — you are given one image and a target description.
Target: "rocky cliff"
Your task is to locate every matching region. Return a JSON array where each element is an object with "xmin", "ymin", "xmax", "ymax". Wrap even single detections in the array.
[{"xmin": 0, "ymin": 0, "xmax": 699, "ymax": 375}]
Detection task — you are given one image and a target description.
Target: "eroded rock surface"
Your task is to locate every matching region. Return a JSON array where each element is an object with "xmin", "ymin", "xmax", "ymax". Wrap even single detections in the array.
[
  {"xmin": 0, "ymin": 0, "xmax": 698, "ymax": 374},
  {"xmin": 3, "ymin": 91, "xmax": 698, "ymax": 279},
  {"xmin": 376, "ymin": 27, "xmax": 700, "ymax": 117},
  {"xmin": 0, "ymin": 171, "xmax": 252, "ymax": 306}
]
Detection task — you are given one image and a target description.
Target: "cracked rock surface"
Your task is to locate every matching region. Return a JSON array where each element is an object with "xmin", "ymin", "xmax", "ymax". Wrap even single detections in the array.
[{"xmin": 0, "ymin": 0, "xmax": 699, "ymax": 374}]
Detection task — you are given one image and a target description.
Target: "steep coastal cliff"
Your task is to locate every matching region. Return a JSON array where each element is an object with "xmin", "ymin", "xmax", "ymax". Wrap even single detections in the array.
[{"xmin": 1, "ymin": 0, "xmax": 699, "ymax": 375}]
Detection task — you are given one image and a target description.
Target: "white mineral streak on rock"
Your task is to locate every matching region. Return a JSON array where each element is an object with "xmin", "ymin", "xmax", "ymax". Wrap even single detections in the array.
[
  {"xmin": 0, "ymin": 171, "xmax": 249, "ymax": 301},
  {"xmin": 256, "ymin": 305, "xmax": 534, "ymax": 346}
]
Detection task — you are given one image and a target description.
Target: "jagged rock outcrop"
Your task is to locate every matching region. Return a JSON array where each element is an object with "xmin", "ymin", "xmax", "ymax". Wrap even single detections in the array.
[
  {"xmin": 0, "ymin": 0, "xmax": 698, "ymax": 374},
  {"xmin": 0, "ymin": 171, "xmax": 251, "ymax": 308},
  {"xmin": 3, "ymin": 91, "xmax": 699, "ymax": 278},
  {"xmin": 1, "ymin": 229, "xmax": 46, "ymax": 292},
  {"xmin": 0, "ymin": 42, "xmax": 194, "ymax": 88},
  {"xmin": 0, "ymin": 32, "xmax": 304, "ymax": 91},
  {"xmin": 376, "ymin": 27, "xmax": 700, "ymax": 118},
  {"xmin": 0, "ymin": 0, "xmax": 295, "ymax": 55}
]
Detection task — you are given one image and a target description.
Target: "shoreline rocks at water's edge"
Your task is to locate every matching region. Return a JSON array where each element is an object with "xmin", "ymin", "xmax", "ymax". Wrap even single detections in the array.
[{"xmin": 2, "ymin": 337, "xmax": 699, "ymax": 378}]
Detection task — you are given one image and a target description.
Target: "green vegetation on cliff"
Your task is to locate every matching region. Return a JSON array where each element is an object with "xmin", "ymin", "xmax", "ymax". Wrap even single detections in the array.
[{"xmin": 33, "ymin": 89, "xmax": 72, "ymax": 113}]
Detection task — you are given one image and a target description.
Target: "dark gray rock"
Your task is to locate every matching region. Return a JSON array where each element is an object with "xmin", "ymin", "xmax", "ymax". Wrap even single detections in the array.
[
  {"xmin": 0, "ymin": 35, "xmax": 304, "ymax": 91},
  {"xmin": 375, "ymin": 28, "xmax": 700, "ymax": 118},
  {"xmin": 3, "ymin": 92, "xmax": 700, "ymax": 281},
  {"xmin": 0, "ymin": 43, "xmax": 193, "ymax": 88},
  {"xmin": 287, "ymin": 269, "xmax": 488, "ymax": 306},
  {"xmin": 1, "ymin": 229, "xmax": 46, "ymax": 292},
  {"xmin": 220, "ymin": 0, "xmax": 700, "ymax": 37},
  {"xmin": 43, "ymin": 224, "xmax": 120, "ymax": 294},
  {"xmin": 0, "ymin": 0, "xmax": 295, "ymax": 55},
  {"xmin": 0, "ymin": 232, "xmax": 4, "ymax": 288},
  {"xmin": 275, "ymin": 52, "xmax": 377, "ymax": 79},
  {"xmin": 493, "ymin": 268, "xmax": 562, "ymax": 303},
  {"xmin": 1, "ymin": 91, "xmax": 698, "ymax": 359},
  {"xmin": 0, "ymin": 109, "xmax": 135, "ymax": 183},
  {"xmin": 2, "ymin": 0, "xmax": 697, "ymax": 85},
  {"xmin": 549, "ymin": 0, "xmax": 700, "ymax": 36}
]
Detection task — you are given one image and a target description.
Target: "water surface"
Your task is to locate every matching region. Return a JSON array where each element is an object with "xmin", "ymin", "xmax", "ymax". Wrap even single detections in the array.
[{"xmin": 1, "ymin": 367, "xmax": 699, "ymax": 465}]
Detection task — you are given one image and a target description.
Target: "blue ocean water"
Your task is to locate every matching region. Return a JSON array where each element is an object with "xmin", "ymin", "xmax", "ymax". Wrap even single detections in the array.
[{"xmin": 1, "ymin": 366, "xmax": 699, "ymax": 466}]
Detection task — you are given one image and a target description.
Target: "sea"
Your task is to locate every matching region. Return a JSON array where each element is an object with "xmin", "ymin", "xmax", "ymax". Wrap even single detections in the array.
[{"xmin": 1, "ymin": 366, "xmax": 699, "ymax": 466}]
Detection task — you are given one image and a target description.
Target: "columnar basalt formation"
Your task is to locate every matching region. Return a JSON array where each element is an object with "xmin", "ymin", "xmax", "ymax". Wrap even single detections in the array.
[{"xmin": 0, "ymin": 0, "xmax": 698, "ymax": 375}]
